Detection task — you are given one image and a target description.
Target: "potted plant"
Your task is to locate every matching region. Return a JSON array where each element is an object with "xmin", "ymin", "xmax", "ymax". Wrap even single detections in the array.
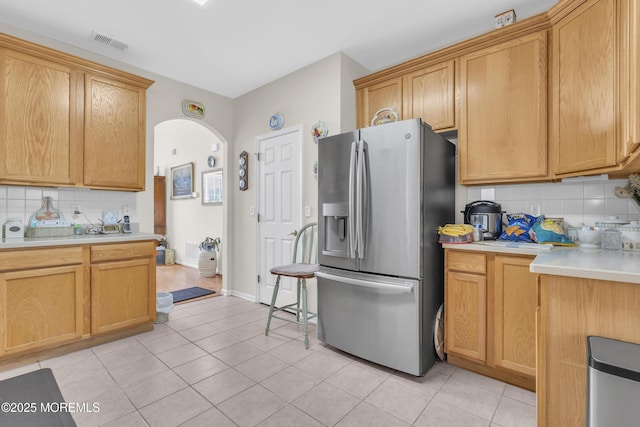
[{"xmin": 198, "ymin": 237, "xmax": 220, "ymax": 277}]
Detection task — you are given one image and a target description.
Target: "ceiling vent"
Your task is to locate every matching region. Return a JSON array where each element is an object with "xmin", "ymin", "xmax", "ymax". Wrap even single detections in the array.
[{"xmin": 90, "ymin": 31, "xmax": 128, "ymax": 51}]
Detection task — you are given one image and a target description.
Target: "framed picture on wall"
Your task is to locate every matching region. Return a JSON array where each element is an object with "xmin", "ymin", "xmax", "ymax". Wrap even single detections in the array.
[
  {"xmin": 171, "ymin": 162, "xmax": 194, "ymax": 199},
  {"xmin": 202, "ymin": 169, "xmax": 223, "ymax": 205}
]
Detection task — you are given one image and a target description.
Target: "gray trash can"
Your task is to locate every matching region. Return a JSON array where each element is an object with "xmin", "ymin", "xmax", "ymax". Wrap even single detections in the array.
[
  {"xmin": 155, "ymin": 292, "xmax": 173, "ymax": 324},
  {"xmin": 587, "ymin": 336, "xmax": 640, "ymax": 426}
]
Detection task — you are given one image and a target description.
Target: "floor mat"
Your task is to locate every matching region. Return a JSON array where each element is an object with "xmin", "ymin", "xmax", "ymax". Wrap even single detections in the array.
[
  {"xmin": 0, "ymin": 368, "xmax": 77, "ymax": 427},
  {"xmin": 170, "ymin": 286, "xmax": 215, "ymax": 303}
]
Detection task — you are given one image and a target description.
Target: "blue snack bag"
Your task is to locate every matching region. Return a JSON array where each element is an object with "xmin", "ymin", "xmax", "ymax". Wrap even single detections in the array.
[{"xmin": 498, "ymin": 213, "xmax": 536, "ymax": 242}]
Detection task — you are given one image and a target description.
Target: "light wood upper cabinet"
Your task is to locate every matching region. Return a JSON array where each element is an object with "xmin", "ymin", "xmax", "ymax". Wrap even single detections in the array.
[
  {"xmin": 493, "ymin": 255, "xmax": 537, "ymax": 378},
  {"xmin": 552, "ymin": 0, "xmax": 640, "ymax": 176},
  {"xmin": 0, "ymin": 48, "xmax": 83, "ymax": 186},
  {"xmin": 355, "ymin": 60, "xmax": 457, "ymax": 131},
  {"xmin": 552, "ymin": 0, "xmax": 617, "ymax": 174},
  {"xmin": 403, "ymin": 60, "xmax": 457, "ymax": 131},
  {"xmin": 84, "ymin": 74, "xmax": 146, "ymax": 190},
  {"xmin": 459, "ymin": 31, "xmax": 548, "ymax": 184},
  {"xmin": 0, "ymin": 32, "xmax": 153, "ymax": 191},
  {"xmin": 356, "ymin": 77, "xmax": 403, "ymax": 128}
]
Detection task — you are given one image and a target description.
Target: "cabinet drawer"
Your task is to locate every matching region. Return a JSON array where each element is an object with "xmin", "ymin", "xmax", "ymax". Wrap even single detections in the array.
[
  {"xmin": 91, "ymin": 241, "xmax": 156, "ymax": 263},
  {"xmin": 447, "ymin": 250, "xmax": 486, "ymax": 274},
  {"xmin": 0, "ymin": 246, "xmax": 84, "ymax": 272}
]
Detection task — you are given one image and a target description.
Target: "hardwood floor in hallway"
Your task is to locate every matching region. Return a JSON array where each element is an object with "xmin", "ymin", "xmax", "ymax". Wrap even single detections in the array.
[{"xmin": 156, "ymin": 263, "xmax": 222, "ymax": 303}]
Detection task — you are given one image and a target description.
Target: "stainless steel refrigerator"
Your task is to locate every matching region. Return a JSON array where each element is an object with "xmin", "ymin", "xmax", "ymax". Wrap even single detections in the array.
[{"xmin": 317, "ymin": 118, "xmax": 455, "ymax": 376}]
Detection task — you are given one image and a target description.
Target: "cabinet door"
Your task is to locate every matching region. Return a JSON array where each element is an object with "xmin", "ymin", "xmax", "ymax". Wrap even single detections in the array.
[
  {"xmin": 0, "ymin": 265, "xmax": 84, "ymax": 355},
  {"xmin": 618, "ymin": 0, "xmax": 640, "ymax": 161},
  {"xmin": 0, "ymin": 49, "xmax": 82, "ymax": 185},
  {"xmin": 552, "ymin": 0, "xmax": 618, "ymax": 174},
  {"xmin": 492, "ymin": 255, "xmax": 536, "ymax": 378},
  {"xmin": 445, "ymin": 271, "xmax": 486, "ymax": 363},
  {"xmin": 356, "ymin": 77, "xmax": 403, "ymax": 128},
  {"xmin": 404, "ymin": 60, "xmax": 456, "ymax": 131},
  {"xmin": 154, "ymin": 176, "xmax": 167, "ymax": 235},
  {"xmin": 84, "ymin": 73, "xmax": 146, "ymax": 190},
  {"xmin": 91, "ymin": 257, "xmax": 155, "ymax": 335},
  {"xmin": 459, "ymin": 31, "xmax": 548, "ymax": 184}
]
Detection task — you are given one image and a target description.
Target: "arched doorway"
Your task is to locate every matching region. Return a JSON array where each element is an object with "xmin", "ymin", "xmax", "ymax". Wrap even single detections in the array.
[{"xmin": 153, "ymin": 118, "xmax": 229, "ymax": 295}]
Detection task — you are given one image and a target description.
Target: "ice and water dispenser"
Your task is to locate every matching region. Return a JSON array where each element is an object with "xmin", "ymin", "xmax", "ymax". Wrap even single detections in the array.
[{"xmin": 322, "ymin": 202, "xmax": 350, "ymax": 256}]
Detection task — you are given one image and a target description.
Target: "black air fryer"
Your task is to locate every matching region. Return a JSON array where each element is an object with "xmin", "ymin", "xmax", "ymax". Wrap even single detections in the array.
[{"xmin": 462, "ymin": 201, "xmax": 504, "ymax": 240}]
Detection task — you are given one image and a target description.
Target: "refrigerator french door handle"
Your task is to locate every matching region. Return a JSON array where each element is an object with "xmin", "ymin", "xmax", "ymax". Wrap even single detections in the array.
[
  {"xmin": 316, "ymin": 271, "xmax": 414, "ymax": 293},
  {"xmin": 348, "ymin": 141, "xmax": 357, "ymax": 259},
  {"xmin": 357, "ymin": 141, "xmax": 368, "ymax": 259}
]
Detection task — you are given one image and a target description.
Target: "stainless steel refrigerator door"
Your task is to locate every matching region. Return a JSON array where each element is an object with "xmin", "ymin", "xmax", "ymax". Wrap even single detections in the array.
[
  {"xmin": 316, "ymin": 267, "xmax": 426, "ymax": 376},
  {"xmin": 358, "ymin": 119, "xmax": 422, "ymax": 278},
  {"xmin": 318, "ymin": 131, "xmax": 359, "ymax": 271}
]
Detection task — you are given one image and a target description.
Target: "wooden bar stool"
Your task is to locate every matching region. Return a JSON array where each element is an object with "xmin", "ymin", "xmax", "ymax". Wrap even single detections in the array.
[{"xmin": 265, "ymin": 222, "xmax": 318, "ymax": 348}]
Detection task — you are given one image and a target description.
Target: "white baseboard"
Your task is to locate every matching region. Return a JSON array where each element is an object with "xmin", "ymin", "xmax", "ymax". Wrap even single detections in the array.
[{"xmin": 226, "ymin": 289, "xmax": 257, "ymax": 303}]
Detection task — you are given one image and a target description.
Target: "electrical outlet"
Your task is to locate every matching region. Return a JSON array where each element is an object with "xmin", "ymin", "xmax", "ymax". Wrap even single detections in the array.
[
  {"xmin": 530, "ymin": 204, "xmax": 541, "ymax": 217},
  {"xmin": 72, "ymin": 204, "xmax": 81, "ymax": 214}
]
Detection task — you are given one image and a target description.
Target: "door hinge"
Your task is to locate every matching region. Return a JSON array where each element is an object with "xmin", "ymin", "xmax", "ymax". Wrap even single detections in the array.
[
  {"xmin": 256, "ymin": 152, "xmax": 261, "ymax": 161},
  {"xmin": 257, "ymin": 274, "xmax": 260, "ymax": 283},
  {"xmin": 257, "ymin": 213, "xmax": 260, "ymax": 222}
]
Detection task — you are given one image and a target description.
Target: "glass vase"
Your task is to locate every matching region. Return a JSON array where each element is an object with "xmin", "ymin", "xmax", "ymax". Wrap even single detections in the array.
[{"xmin": 28, "ymin": 196, "xmax": 65, "ymax": 227}]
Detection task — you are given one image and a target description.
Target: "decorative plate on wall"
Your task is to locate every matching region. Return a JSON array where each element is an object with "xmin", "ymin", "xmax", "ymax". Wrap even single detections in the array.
[
  {"xmin": 269, "ymin": 113, "xmax": 284, "ymax": 130},
  {"xmin": 182, "ymin": 100, "xmax": 205, "ymax": 118},
  {"xmin": 311, "ymin": 120, "xmax": 328, "ymax": 142}
]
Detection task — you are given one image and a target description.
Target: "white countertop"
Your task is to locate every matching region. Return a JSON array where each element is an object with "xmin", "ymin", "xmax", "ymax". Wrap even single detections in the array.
[
  {"xmin": 442, "ymin": 241, "xmax": 553, "ymax": 256},
  {"xmin": 444, "ymin": 241, "xmax": 640, "ymax": 284},
  {"xmin": 530, "ymin": 247, "xmax": 640, "ymax": 284},
  {"xmin": 0, "ymin": 232, "xmax": 161, "ymax": 250}
]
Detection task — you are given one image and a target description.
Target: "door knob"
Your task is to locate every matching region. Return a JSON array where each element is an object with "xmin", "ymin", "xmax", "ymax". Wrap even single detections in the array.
[{"xmin": 288, "ymin": 230, "xmax": 298, "ymax": 236}]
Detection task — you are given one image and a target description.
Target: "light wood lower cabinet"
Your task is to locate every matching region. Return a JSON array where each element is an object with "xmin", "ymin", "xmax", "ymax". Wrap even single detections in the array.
[
  {"xmin": 0, "ymin": 241, "xmax": 156, "ymax": 363},
  {"xmin": 537, "ymin": 275, "xmax": 640, "ymax": 426},
  {"xmin": 493, "ymin": 255, "xmax": 537, "ymax": 379},
  {"xmin": 90, "ymin": 242, "xmax": 156, "ymax": 335},
  {"xmin": 0, "ymin": 247, "xmax": 86, "ymax": 356},
  {"xmin": 0, "ymin": 266, "xmax": 84, "ymax": 355},
  {"xmin": 445, "ymin": 253, "xmax": 487, "ymax": 363},
  {"xmin": 445, "ymin": 249, "xmax": 537, "ymax": 390}
]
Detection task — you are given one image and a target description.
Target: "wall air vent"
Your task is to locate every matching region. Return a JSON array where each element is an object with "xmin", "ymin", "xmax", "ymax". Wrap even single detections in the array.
[{"xmin": 90, "ymin": 31, "xmax": 128, "ymax": 51}]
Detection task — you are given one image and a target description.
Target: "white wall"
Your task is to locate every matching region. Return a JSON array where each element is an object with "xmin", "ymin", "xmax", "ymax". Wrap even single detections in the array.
[
  {"xmin": 230, "ymin": 53, "xmax": 368, "ymax": 304},
  {"xmin": 154, "ymin": 119, "xmax": 225, "ymax": 267}
]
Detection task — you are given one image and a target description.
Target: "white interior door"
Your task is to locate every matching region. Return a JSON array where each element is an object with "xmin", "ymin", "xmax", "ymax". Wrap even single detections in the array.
[{"xmin": 257, "ymin": 126, "xmax": 301, "ymax": 305}]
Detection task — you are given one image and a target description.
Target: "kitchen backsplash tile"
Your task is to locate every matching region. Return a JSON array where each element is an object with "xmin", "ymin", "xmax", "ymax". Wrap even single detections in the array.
[
  {"xmin": 0, "ymin": 186, "xmax": 137, "ymax": 226},
  {"xmin": 467, "ymin": 178, "xmax": 640, "ymax": 228}
]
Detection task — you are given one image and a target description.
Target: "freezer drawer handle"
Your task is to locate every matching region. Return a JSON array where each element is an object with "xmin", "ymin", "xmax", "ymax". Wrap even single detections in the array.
[{"xmin": 316, "ymin": 271, "xmax": 414, "ymax": 293}]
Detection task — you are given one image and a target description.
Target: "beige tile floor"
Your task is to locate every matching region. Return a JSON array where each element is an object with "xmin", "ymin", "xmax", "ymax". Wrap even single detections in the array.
[{"xmin": 0, "ymin": 296, "xmax": 537, "ymax": 426}]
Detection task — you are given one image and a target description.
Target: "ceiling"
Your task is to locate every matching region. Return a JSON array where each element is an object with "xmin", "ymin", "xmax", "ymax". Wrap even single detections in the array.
[{"xmin": 0, "ymin": 0, "xmax": 558, "ymax": 99}]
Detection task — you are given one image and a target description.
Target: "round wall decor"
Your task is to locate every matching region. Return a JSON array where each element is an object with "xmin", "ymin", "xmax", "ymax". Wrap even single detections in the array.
[{"xmin": 269, "ymin": 113, "xmax": 284, "ymax": 130}]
